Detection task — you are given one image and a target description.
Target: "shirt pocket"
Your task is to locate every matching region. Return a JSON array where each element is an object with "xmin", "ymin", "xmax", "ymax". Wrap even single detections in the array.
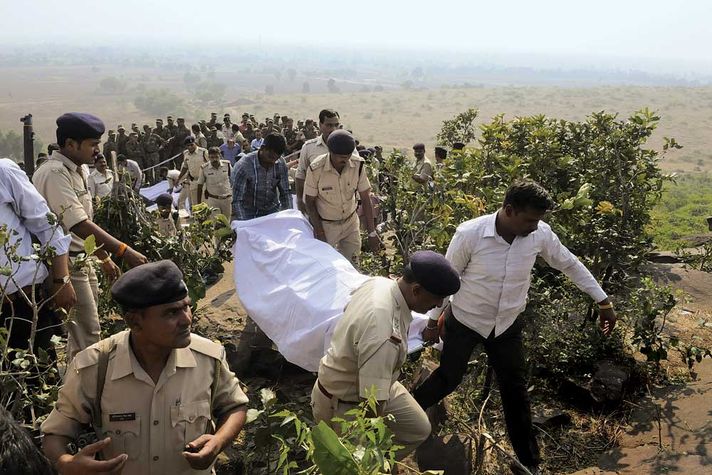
[
  {"xmin": 101, "ymin": 415, "xmax": 142, "ymax": 460},
  {"xmin": 170, "ymin": 399, "xmax": 212, "ymax": 447}
]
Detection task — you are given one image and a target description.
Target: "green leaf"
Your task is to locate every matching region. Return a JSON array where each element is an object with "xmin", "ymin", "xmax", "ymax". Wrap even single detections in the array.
[
  {"xmin": 83, "ymin": 234, "xmax": 97, "ymax": 255},
  {"xmin": 311, "ymin": 421, "xmax": 359, "ymax": 475}
]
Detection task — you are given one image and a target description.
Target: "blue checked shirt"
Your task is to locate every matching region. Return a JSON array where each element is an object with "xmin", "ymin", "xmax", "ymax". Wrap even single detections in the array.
[{"xmin": 231, "ymin": 151, "xmax": 291, "ymax": 220}]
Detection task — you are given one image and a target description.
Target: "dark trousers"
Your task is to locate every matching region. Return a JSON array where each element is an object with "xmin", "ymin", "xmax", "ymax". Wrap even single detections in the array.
[
  {"xmin": 1, "ymin": 289, "xmax": 60, "ymax": 369},
  {"xmin": 413, "ymin": 309, "xmax": 540, "ymax": 467}
]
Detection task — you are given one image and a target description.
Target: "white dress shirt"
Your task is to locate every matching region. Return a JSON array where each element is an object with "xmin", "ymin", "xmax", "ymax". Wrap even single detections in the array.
[
  {"xmin": 0, "ymin": 159, "xmax": 71, "ymax": 293},
  {"xmin": 443, "ymin": 212, "xmax": 607, "ymax": 338}
]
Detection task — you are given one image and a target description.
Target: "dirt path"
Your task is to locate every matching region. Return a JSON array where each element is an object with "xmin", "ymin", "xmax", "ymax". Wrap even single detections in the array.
[{"xmin": 573, "ymin": 262, "xmax": 712, "ymax": 475}]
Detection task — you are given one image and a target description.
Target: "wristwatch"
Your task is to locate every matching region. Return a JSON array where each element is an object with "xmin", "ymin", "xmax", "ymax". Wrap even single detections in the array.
[{"xmin": 53, "ymin": 275, "xmax": 70, "ymax": 285}]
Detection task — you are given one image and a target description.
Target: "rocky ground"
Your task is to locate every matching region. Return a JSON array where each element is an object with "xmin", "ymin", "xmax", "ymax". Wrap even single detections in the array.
[{"xmin": 197, "ymin": 260, "xmax": 712, "ymax": 474}]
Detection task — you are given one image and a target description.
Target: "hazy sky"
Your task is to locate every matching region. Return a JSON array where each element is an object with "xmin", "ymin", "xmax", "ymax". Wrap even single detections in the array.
[{"xmin": 2, "ymin": 0, "xmax": 711, "ymax": 72}]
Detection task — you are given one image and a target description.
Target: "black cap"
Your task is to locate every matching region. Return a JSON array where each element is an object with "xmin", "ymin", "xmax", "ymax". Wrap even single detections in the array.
[
  {"xmin": 111, "ymin": 260, "xmax": 188, "ymax": 309},
  {"xmin": 155, "ymin": 193, "xmax": 173, "ymax": 207},
  {"xmin": 326, "ymin": 130, "xmax": 356, "ymax": 155},
  {"xmin": 408, "ymin": 250, "xmax": 460, "ymax": 297},
  {"xmin": 184, "ymin": 136, "xmax": 196, "ymax": 145},
  {"xmin": 56, "ymin": 112, "xmax": 105, "ymax": 146}
]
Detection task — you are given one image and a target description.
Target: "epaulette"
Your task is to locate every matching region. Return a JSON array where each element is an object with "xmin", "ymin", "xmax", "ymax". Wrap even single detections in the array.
[
  {"xmin": 309, "ymin": 154, "xmax": 328, "ymax": 171},
  {"xmin": 73, "ymin": 345, "xmax": 101, "ymax": 370},
  {"xmin": 189, "ymin": 334, "xmax": 224, "ymax": 360},
  {"xmin": 304, "ymin": 138, "xmax": 318, "ymax": 145},
  {"xmin": 200, "ymin": 162, "xmax": 209, "ymax": 168}
]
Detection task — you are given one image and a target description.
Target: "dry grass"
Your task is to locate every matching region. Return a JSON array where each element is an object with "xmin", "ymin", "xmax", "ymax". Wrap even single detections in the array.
[{"xmin": 0, "ymin": 64, "xmax": 710, "ymax": 172}]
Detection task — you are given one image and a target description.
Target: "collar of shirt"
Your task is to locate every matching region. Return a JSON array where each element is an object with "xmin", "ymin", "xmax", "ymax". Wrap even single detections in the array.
[
  {"xmin": 482, "ymin": 212, "xmax": 498, "ymax": 238},
  {"xmin": 322, "ymin": 153, "xmax": 358, "ymax": 174},
  {"xmin": 390, "ymin": 280, "xmax": 413, "ymax": 328},
  {"xmin": 110, "ymin": 331, "xmax": 197, "ymax": 381},
  {"xmin": 52, "ymin": 150, "xmax": 83, "ymax": 174}
]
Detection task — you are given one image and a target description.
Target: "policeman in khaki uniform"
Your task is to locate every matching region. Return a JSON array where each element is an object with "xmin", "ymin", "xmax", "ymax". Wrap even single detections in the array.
[
  {"xmin": 295, "ymin": 109, "xmax": 339, "ymax": 212},
  {"xmin": 33, "ymin": 113, "xmax": 148, "ymax": 363},
  {"xmin": 155, "ymin": 193, "xmax": 178, "ymax": 238},
  {"xmin": 42, "ymin": 260, "xmax": 249, "ymax": 475},
  {"xmin": 304, "ymin": 130, "xmax": 379, "ymax": 264},
  {"xmin": 177, "ymin": 136, "xmax": 208, "ymax": 213},
  {"xmin": 411, "ymin": 143, "xmax": 434, "ymax": 184},
  {"xmin": 196, "ymin": 146, "xmax": 232, "ymax": 219},
  {"xmin": 312, "ymin": 251, "xmax": 461, "ymax": 460}
]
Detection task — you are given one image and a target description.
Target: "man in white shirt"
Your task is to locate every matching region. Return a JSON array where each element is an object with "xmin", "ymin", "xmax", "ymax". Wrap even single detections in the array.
[
  {"xmin": 87, "ymin": 154, "xmax": 114, "ymax": 201},
  {"xmin": 0, "ymin": 158, "xmax": 76, "ymax": 363},
  {"xmin": 415, "ymin": 180, "xmax": 617, "ymax": 474}
]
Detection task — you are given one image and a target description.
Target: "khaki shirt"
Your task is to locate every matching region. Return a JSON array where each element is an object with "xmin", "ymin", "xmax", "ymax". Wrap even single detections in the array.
[
  {"xmin": 318, "ymin": 277, "xmax": 412, "ymax": 401},
  {"xmin": 304, "ymin": 153, "xmax": 370, "ymax": 221},
  {"xmin": 295, "ymin": 136, "xmax": 328, "ymax": 180},
  {"xmin": 41, "ymin": 330, "xmax": 248, "ymax": 475},
  {"xmin": 413, "ymin": 156, "xmax": 434, "ymax": 182},
  {"xmin": 32, "ymin": 151, "xmax": 93, "ymax": 253},
  {"xmin": 197, "ymin": 161, "xmax": 231, "ymax": 198},
  {"xmin": 88, "ymin": 169, "xmax": 115, "ymax": 199},
  {"xmin": 156, "ymin": 216, "xmax": 177, "ymax": 237},
  {"xmin": 181, "ymin": 148, "xmax": 208, "ymax": 180}
]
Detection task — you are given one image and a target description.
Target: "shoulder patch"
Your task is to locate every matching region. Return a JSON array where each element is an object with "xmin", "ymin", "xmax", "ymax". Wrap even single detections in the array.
[
  {"xmin": 389, "ymin": 334, "xmax": 402, "ymax": 344},
  {"xmin": 189, "ymin": 334, "xmax": 224, "ymax": 360}
]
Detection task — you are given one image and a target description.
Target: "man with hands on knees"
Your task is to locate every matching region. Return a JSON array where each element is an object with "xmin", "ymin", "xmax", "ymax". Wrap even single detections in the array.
[
  {"xmin": 41, "ymin": 260, "xmax": 249, "ymax": 474},
  {"xmin": 33, "ymin": 112, "xmax": 148, "ymax": 363},
  {"xmin": 415, "ymin": 180, "xmax": 617, "ymax": 475},
  {"xmin": 304, "ymin": 129, "xmax": 379, "ymax": 265}
]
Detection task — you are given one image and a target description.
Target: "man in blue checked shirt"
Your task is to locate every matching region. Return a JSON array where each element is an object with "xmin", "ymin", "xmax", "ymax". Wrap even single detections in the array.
[{"xmin": 231, "ymin": 133, "xmax": 291, "ymax": 220}]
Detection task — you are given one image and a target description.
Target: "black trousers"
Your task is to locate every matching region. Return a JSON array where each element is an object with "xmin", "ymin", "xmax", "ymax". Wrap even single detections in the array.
[
  {"xmin": 413, "ymin": 309, "xmax": 540, "ymax": 467},
  {"xmin": 1, "ymin": 289, "xmax": 60, "ymax": 368}
]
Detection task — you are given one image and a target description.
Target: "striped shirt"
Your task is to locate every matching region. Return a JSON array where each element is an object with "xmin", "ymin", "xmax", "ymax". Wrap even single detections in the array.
[{"xmin": 231, "ymin": 151, "xmax": 291, "ymax": 220}]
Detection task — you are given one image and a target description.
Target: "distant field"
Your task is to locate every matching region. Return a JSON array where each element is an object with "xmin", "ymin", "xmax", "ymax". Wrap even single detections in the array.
[{"xmin": 1, "ymin": 64, "xmax": 711, "ymax": 172}]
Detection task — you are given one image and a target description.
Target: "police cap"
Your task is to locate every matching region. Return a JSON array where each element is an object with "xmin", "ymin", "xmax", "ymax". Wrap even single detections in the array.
[
  {"xmin": 56, "ymin": 113, "xmax": 105, "ymax": 145},
  {"xmin": 408, "ymin": 250, "xmax": 460, "ymax": 297},
  {"xmin": 111, "ymin": 260, "xmax": 188, "ymax": 309},
  {"xmin": 326, "ymin": 130, "xmax": 356, "ymax": 155},
  {"xmin": 155, "ymin": 193, "xmax": 173, "ymax": 207},
  {"xmin": 184, "ymin": 136, "xmax": 196, "ymax": 145}
]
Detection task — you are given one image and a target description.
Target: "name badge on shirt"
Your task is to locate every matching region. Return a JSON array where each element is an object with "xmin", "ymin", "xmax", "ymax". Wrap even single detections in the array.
[
  {"xmin": 109, "ymin": 412, "xmax": 136, "ymax": 422},
  {"xmin": 321, "ymin": 186, "xmax": 333, "ymax": 191}
]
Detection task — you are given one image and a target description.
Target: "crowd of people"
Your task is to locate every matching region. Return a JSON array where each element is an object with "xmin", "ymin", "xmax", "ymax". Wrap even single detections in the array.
[{"xmin": 0, "ymin": 109, "xmax": 618, "ymax": 475}]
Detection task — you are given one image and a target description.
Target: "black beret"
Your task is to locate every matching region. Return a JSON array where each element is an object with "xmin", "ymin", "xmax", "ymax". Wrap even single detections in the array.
[
  {"xmin": 413, "ymin": 143, "xmax": 425, "ymax": 150},
  {"xmin": 326, "ymin": 130, "xmax": 356, "ymax": 155},
  {"xmin": 56, "ymin": 113, "xmax": 105, "ymax": 145},
  {"xmin": 155, "ymin": 193, "xmax": 173, "ymax": 207},
  {"xmin": 184, "ymin": 136, "xmax": 196, "ymax": 145},
  {"xmin": 409, "ymin": 250, "xmax": 460, "ymax": 297},
  {"xmin": 111, "ymin": 260, "xmax": 188, "ymax": 309}
]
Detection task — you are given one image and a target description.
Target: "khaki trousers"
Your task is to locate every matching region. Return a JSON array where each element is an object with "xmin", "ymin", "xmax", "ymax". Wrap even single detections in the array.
[
  {"xmin": 311, "ymin": 380, "xmax": 431, "ymax": 460},
  {"xmin": 66, "ymin": 260, "xmax": 100, "ymax": 363},
  {"xmin": 206, "ymin": 196, "xmax": 232, "ymax": 219},
  {"xmin": 322, "ymin": 212, "xmax": 361, "ymax": 264},
  {"xmin": 178, "ymin": 180, "xmax": 201, "ymax": 213}
]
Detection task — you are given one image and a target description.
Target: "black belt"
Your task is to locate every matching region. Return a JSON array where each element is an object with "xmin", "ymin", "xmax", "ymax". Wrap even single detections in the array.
[{"xmin": 319, "ymin": 210, "xmax": 356, "ymax": 224}]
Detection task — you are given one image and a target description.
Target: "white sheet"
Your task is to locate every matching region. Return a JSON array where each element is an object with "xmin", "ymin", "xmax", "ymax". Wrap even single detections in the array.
[{"xmin": 232, "ymin": 210, "xmax": 428, "ymax": 372}]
